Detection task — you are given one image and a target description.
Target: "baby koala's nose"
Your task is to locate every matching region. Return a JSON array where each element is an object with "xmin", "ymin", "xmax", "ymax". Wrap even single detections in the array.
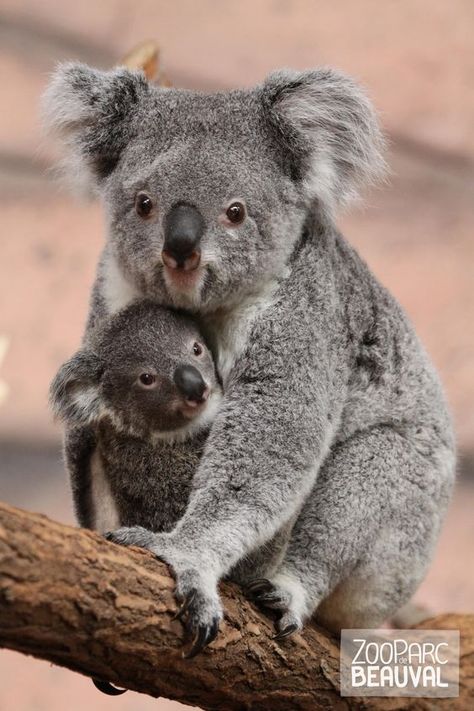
[
  {"xmin": 162, "ymin": 203, "xmax": 204, "ymax": 271},
  {"xmin": 174, "ymin": 364, "xmax": 209, "ymax": 404}
]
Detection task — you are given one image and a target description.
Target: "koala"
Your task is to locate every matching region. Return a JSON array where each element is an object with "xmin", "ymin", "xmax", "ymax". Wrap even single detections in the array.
[
  {"xmin": 51, "ymin": 299, "xmax": 290, "ymax": 655},
  {"xmin": 44, "ymin": 63, "xmax": 455, "ymax": 653},
  {"xmin": 50, "ymin": 300, "xmax": 221, "ymax": 535}
]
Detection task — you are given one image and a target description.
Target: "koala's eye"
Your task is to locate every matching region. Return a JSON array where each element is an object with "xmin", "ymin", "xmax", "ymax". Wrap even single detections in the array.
[
  {"xmin": 193, "ymin": 342, "xmax": 203, "ymax": 356},
  {"xmin": 226, "ymin": 201, "xmax": 246, "ymax": 225},
  {"xmin": 138, "ymin": 372, "xmax": 157, "ymax": 388},
  {"xmin": 135, "ymin": 192, "xmax": 154, "ymax": 219}
]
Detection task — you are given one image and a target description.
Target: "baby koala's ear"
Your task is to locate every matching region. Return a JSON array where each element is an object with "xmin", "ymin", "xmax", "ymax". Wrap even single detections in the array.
[
  {"xmin": 42, "ymin": 62, "xmax": 150, "ymax": 194},
  {"xmin": 50, "ymin": 350, "xmax": 104, "ymax": 426},
  {"xmin": 261, "ymin": 68, "xmax": 386, "ymax": 216}
]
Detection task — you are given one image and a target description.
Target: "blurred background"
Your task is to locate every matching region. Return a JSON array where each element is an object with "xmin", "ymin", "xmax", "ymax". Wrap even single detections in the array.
[{"xmin": 0, "ymin": 1, "xmax": 473, "ymax": 709}]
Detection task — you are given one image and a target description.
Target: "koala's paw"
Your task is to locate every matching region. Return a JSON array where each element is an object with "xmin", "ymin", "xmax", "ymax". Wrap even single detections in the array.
[
  {"xmin": 105, "ymin": 527, "xmax": 222, "ymax": 657},
  {"xmin": 104, "ymin": 526, "xmax": 157, "ymax": 549},
  {"xmin": 246, "ymin": 577, "xmax": 303, "ymax": 640}
]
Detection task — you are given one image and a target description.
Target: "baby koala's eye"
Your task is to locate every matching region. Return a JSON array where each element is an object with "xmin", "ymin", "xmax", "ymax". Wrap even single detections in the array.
[
  {"xmin": 135, "ymin": 192, "xmax": 154, "ymax": 219},
  {"xmin": 193, "ymin": 342, "xmax": 203, "ymax": 356},
  {"xmin": 225, "ymin": 201, "xmax": 246, "ymax": 225},
  {"xmin": 138, "ymin": 372, "xmax": 157, "ymax": 388}
]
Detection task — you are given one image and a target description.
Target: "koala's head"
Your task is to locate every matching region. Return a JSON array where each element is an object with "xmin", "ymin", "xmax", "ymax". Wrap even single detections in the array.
[
  {"xmin": 43, "ymin": 64, "xmax": 384, "ymax": 312},
  {"xmin": 50, "ymin": 301, "xmax": 221, "ymax": 440}
]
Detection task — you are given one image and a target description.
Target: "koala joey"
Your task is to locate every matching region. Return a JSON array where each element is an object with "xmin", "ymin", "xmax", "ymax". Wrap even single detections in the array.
[
  {"xmin": 50, "ymin": 300, "xmax": 222, "ymax": 535},
  {"xmin": 44, "ymin": 63, "xmax": 455, "ymax": 653},
  {"xmin": 51, "ymin": 299, "xmax": 289, "ymax": 655}
]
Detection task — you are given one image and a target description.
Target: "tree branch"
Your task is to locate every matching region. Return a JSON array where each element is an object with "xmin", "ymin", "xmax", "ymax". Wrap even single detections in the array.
[{"xmin": 0, "ymin": 501, "xmax": 472, "ymax": 710}]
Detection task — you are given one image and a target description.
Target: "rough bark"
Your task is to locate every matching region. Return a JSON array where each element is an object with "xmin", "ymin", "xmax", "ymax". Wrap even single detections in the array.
[{"xmin": 0, "ymin": 501, "xmax": 472, "ymax": 710}]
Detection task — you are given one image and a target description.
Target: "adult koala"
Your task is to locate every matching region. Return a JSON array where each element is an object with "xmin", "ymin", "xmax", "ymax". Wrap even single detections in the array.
[{"xmin": 44, "ymin": 64, "xmax": 455, "ymax": 652}]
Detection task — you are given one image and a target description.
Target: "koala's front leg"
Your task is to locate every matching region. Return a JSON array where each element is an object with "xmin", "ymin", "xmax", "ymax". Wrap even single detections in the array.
[
  {"xmin": 107, "ymin": 373, "xmax": 331, "ymax": 653},
  {"xmin": 111, "ymin": 371, "xmax": 332, "ymax": 652},
  {"xmin": 105, "ymin": 526, "xmax": 222, "ymax": 657}
]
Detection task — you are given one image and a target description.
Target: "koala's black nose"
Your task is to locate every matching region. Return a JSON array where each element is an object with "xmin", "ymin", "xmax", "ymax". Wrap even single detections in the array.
[
  {"xmin": 174, "ymin": 365, "xmax": 208, "ymax": 403},
  {"xmin": 163, "ymin": 203, "xmax": 204, "ymax": 270}
]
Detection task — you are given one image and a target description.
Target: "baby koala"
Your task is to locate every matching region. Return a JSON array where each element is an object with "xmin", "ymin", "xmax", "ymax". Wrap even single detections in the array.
[
  {"xmin": 51, "ymin": 299, "xmax": 290, "ymax": 659},
  {"xmin": 50, "ymin": 299, "xmax": 222, "ymax": 536}
]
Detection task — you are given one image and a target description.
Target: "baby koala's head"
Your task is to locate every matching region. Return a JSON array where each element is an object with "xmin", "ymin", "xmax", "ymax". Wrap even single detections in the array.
[{"xmin": 50, "ymin": 300, "xmax": 221, "ymax": 440}]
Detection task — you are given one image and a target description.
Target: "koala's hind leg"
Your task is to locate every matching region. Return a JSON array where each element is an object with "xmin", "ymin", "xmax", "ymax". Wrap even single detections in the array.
[
  {"xmin": 248, "ymin": 424, "xmax": 453, "ymax": 637},
  {"xmin": 314, "ymin": 544, "xmax": 421, "ymax": 632}
]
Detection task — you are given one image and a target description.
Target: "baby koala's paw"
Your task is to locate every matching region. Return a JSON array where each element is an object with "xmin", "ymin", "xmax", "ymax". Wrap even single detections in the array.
[
  {"xmin": 104, "ymin": 525, "xmax": 157, "ymax": 549},
  {"xmin": 246, "ymin": 573, "xmax": 306, "ymax": 640}
]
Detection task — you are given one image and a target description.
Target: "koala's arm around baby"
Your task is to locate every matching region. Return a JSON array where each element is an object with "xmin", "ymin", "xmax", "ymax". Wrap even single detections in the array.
[
  {"xmin": 166, "ymin": 236, "xmax": 352, "ymax": 583},
  {"xmin": 159, "ymin": 243, "xmax": 346, "ymax": 574},
  {"xmin": 110, "ymin": 307, "xmax": 342, "ymax": 654},
  {"xmin": 106, "ymin": 239, "xmax": 347, "ymax": 656},
  {"xmin": 174, "ymin": 354, "xmax": 336, "ymax": 576}
]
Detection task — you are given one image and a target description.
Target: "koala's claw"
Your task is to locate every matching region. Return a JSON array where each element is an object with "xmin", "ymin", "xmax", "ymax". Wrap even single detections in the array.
[
  {"xmin": 250, "ymin": 589, "xmax": 287, "ymax": 609},
  {"xmin": 173, "ymin": 590, "xmax": 196, "ymax": 621},
  {"xmin": 272, "ymin": 622, "xmax": 299, "ymax": 641},
  {"xmin": 92, "ymin": 678, "xmax": 127, "ymax": 696},
  {"xmin": 184, "ymin": 618, "xmax": 220, "ymax": 659},
  {"xmin": 175, "ymin": 588, "xmax": 221, "ymax": 657},
  {"xmin": 247, "ymin": 578, "xmax": 291, "ymax": 610},
  {"xmin": 247, "ymin": 578, "xmax": 303, "ymax": 639},
  {"xmin": 246, "ymin": 578, "xmax": 274, "ymax": 595}
]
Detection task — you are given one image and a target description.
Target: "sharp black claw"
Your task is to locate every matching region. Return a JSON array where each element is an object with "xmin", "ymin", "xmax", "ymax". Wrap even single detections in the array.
[
  {"xmin": 172, "ymin": 589, "xmax": 196, "ymax": 621},
  {"xmin": 92, "ymin": 678, "xmax": 127, "ymax": 696},
  {"xmin": 272, "ymin": 623, "xmax": 299, "ymax": 641},
  {"xmin": 184, "ymin": 625, "xmax": 210, "ymax": 659},
  {"xmin": 252, "ymin": 591, "xmax": 284, "ymax": 605},
  {"xmin": 184, "ymin": 618, "xmax": 220, "ymax": 659},
  {"xmin": 207, "ymin": 617, "xmax": 220, "ymax": 645},
  {"xmin": 104, "ymin": 531, "xmax": 126, "ymax": 546},
  {"xmin": 246, "ymin": 578, "xmax": 274, "ymax": 595}
]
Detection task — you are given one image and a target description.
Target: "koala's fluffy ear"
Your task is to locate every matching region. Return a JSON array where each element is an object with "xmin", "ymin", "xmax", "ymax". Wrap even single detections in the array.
[
  {"xmin": 42, "ymin": 62, "xmax": 150, "ymax": 194},
  {"xmin": 50, "ymin": 350, "xmax": 104, "ymax": 426},
  {"xmin": 262, "ymin": 68, "xmax": 386, "ymax": 215}
]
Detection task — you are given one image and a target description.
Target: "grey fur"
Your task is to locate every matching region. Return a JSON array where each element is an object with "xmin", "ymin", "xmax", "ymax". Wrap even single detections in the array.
[
  {"xmin": 50, "ymin": 300, "xmax": 220, "ymax": 527},
  {"xmin": 51, "ymin": 301, "xmax": 287, "ymax": 578},
  {"xmin": 45, "ymin": 64, "xmax": 455, "ymax": 643}
]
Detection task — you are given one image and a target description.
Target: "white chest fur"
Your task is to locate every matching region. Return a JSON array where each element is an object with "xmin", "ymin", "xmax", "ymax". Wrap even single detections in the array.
[
  {"xmin": 206, "ymin": 284, "xmax": 278, "ymax": 384},
  {"xmin": 102, "ymin": 252, "xmax": 139, "ymax": 315},
  {"xmin": 90, "ymin": 448, "xmax": 120, "ymax": 533}
]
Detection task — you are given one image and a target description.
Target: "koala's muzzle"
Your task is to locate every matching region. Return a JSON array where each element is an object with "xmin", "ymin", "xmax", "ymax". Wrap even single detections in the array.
[
  {"xmin": 174, "ymin": 364, "xmax": 209, "ymax": 404},
  {"xmin": 163, "ymin": 204, "xmax": 204, "ymax": 271}
]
